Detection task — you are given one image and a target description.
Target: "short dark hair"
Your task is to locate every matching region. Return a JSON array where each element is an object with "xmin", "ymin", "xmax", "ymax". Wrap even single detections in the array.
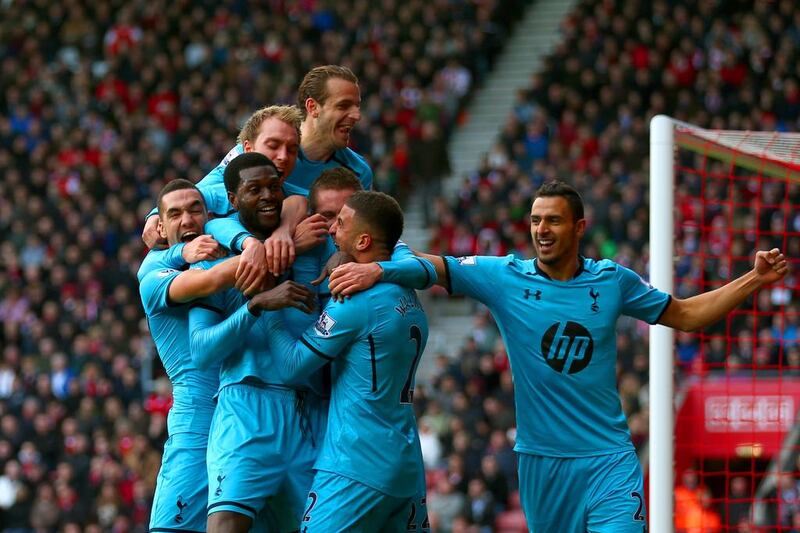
[
  {"xmin": 308, "ymin": 167, "xmax": 363, "ymax": 213},
  {"xmin": 223, "ymin": 152, "xmax": 279, "ymax": 193},
  {"xmin": 157, "ymin": 179, "xmax": 203, "ymax": 213},
  {"xmin": 346, "ymin": 191, "xmax": 403, "ymax": 250},
  {"xmin": 297, "ymin": 65, "xmax": 359, "ymax": 119},
  {"xmin": 534, "ymin": 180, "xmax": 585, "ymax": 221}
]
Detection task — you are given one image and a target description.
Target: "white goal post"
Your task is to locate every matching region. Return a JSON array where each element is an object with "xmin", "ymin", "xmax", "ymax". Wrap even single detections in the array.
[{"xmin": 648, "ymin": 115, "xmax": 800, "ymax": 533}]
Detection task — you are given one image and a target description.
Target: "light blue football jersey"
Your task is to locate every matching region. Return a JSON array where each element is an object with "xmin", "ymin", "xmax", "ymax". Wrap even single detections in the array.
[
  {"xmin": 202, "ymin": 143, "xmax": 372, "ymax": 197},
  {"xmin": 264, "ymin": 283, "xmax": 429, "ymax": 498},
  {"xmin": 188, "ymin": 243, "xmax": 333, "ymax": 390},
  {"xmin": 139, "ymin": 260, "xmax": 220, "ymax": 436},
  {"xmin": 444, "ymin": 255, "xmax": 671, "ymax": 457},
  {"xmin": 137, "ymin": 245, "xmax": 186, "ymax": 283}
]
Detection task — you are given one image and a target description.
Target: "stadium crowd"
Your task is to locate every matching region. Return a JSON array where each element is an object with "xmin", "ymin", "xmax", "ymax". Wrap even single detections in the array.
[
  {"xmin": 0, "ymin": 0, "xmax": 526, "ymax": 530},
  {"xmin": 422, "ymin": 0, "xmax": 800, "ymax": 531},
  {"xmin": 1, "ymin": 0, "xmax": 799, "ymax": 531}
]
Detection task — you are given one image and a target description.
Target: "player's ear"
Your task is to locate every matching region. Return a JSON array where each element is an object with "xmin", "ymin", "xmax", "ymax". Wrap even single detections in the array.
[
  {"xmin": 575, "ymin": 217, "xmax": 587, "ymax": 239},
  {"xmin": 227, "ymin": 191, "xmax": 239, "ymax": 210},
  {"xmin": 157, "ymin": 219, "xmax": 167, "ymax": 239},
  {"xmin": 355, "ymin": 232, "xmax": 371, "ymax": 252},
  {"xmin": 243, "ymin": 140, "xmax": 252, "ymax": 152},
  {"xmin": 306, "ymin": 97, "xmax": 319, "ymax": 119}
]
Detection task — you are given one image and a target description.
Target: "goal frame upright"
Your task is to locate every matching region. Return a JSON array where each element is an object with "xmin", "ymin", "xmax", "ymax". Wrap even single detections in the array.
[{"xmin": 649, "ymin": 114, "xmax": 676, "ymax": 533}]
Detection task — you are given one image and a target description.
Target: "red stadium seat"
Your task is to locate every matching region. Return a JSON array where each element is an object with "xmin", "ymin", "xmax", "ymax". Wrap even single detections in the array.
[
  {"xmin": 508, "ymin": 489, "xmax": 521, "ymax": 510},
  {"xmin": 495, "ymin": 510, "xmax": 528, "ymax": 533}
]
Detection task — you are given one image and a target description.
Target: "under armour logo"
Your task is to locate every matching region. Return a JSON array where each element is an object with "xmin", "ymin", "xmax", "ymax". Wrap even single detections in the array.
[
  {"xmin": 589, "ymin": 288, "xmax": 600, "ymax": 312},
  {"xmin": 175, "ymin": 496, "xmax": 188, "ymax": 523},
  {"xmin": 215, "ymin": 474, "xmax": 226, "ymax": 497},
  {"xmin": 524, "ymin": 289, "xmax": 542, "ymax": 300}
]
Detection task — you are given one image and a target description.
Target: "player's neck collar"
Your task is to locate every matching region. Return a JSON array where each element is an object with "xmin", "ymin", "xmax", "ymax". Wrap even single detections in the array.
[
  {"xmin": 533, "ymin": 255, "xmax": 585, "ymax": 280},
  {"xmin": 299, "ymin": 145, "xmax": 337, "ymax": 164}
]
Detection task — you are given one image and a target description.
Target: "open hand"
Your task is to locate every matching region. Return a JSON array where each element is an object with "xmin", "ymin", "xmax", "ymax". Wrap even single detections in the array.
[
  {"xmin": 182, "ymin": 235, "xmax": 225, "ymax": 263},
  {"xmin": 294, "ymin": 214, "xmax": 329, "ymax": 254},
  {"xmin": 236, "ymin": 239, "xmax": 268, "ymax": 295},
  {"xmin": 328, "ymin": 262, "xmax": 382, "ymax": 300},
  {"xmin": 264, "ymin": 226, "xmax": 296, "ymax": 276}
]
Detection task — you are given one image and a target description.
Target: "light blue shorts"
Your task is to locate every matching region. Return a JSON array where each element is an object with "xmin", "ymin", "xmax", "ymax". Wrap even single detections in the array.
[
  {"xmin": 150, "ymin": 432, "xmax": 209, "ymax": 532},
  {"xmin": 518, "ymin": 450, "xmax": 647, "ymax": 533},
  {"xmin": 206, "ymin": 383, "xmax": 318, "ymax": 528},
  {"xmin": 300, "ymin": 470, "xmax": 424, "ymax": 533}
]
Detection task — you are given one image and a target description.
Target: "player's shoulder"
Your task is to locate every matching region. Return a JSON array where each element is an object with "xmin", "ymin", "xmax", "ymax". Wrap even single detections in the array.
[
  {"xmin": 451, "ymin": 253, "xmax": 523, "ymax": 270},
  {"xmin": 334, "ymin": 147, "xmax": 369, "ymax": 168},
  {"xmin": 331, "ymin": 147, "xmax": 372, "ymax": 182},
  {"xmin": 579, "ymin": 257, "xmax": 620, "ymax": 278},
  {"xmin": 198, "ymin": 144, "xmax": 244, "ymax": 185},
  {"xmin": 140, "ymin": 265, "xmax": 181, "ymax": 289}
]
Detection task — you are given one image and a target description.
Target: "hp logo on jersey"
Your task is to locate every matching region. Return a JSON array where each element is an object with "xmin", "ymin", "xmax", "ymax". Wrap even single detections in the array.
[{"xmin": 540, "ymin": 321, "xmax": 594, "ymax": 374}]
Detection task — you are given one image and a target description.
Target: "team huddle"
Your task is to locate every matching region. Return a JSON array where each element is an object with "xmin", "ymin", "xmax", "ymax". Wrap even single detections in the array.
[{"xmin": 138, "ymin": 65, "xmax": 789, "ymax": 533}]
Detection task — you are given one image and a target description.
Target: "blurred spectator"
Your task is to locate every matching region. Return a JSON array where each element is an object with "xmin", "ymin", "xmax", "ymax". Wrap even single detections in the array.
[
  {"xmin": 725, "ymin": 476, "xmax": 751, "ymax": 528},
  {"xmin": 429, "ymin": 477, "xmax": 466, "ymax": 533},
  {"xmin": 0, "ymin": 0, "xmax": 530, "ymax": 527},
  {"xmin": 464, "ymin": 477, "xmax": 496, "ymax": 532}
]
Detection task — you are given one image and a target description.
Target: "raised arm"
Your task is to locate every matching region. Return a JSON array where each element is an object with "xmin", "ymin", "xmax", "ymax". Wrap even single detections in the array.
[{"xmin": 659, "ymin": 248, "xmax": 788, "ymax": 332}]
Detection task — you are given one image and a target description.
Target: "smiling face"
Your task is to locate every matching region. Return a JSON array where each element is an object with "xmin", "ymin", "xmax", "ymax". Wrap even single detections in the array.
[
  {"xmin": 311, "ymin": 78, "xmax": 362, "ymax": 151},
  {"xmin": 158, "ymin": 189, "xmax": 207, "ymax": 246},
  {"xmin": 229, "ymin": 165, "xmax": 284, "ymax": 238},
  {"xmin": 530, "ymin": 195, "xmax": 585, "ymax": 270},
  {"xmin": 243, "ymin": 117, "xmax": 299, "ymax": 178}
]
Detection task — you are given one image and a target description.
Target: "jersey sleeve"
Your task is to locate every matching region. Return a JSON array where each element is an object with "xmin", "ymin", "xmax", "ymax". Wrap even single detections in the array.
[
  {"xmin": 443, "ymin": 255, "xmax": 506, "ymax": 303},
  {"xmin": 264, "ymin": 297, "xmax": 366, "ymax": 383},
  {"xmin": 139, "ymin": 268, "xmax": 183, "ymax": 315},
  {"xmin": 137, "ymin": 245, "xmax": 187, "ymax": 282},
  {"xmin": 616, "ymin": 265, "xmax": 672, "ymax": 324},
  {"xmin": 283, "ymin": 181, "xmax": 307, "ymax": 198},
  {"xmin": 205, "ymin": 215, "xmax": 251, "ymax": 253},
  {"xmin": 196, "ymin": 144, "xmax": 244, "ymax": 216},
  {"xmin": 379, "ymin": 244, "xmax": 436, "ymax": 290},
  {"xmin": 189, "ymin": 292, "xmax": 257, "ymax": 370}
]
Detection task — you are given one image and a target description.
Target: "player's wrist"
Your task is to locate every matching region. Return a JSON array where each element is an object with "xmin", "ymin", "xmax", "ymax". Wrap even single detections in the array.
[{"xmin": 242, "ymin": 237, "xmax": 260, "ymax": 250}]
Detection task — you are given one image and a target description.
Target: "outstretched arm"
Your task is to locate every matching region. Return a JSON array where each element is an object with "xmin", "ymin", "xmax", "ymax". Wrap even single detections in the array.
[
  {"xmin": 414, "ymin": 252, "xmax": 449, "ymax": 291},
  {"xmin": 326, "ymin": 243, "xmax": 438, "ymax": 298},
  {"xmin": 168, "ymin": 257, "xmax": 240, "ymax": 304},
  {"xmin": 659, "ymin": 248, "xmax": 789, "ymax": 332}
]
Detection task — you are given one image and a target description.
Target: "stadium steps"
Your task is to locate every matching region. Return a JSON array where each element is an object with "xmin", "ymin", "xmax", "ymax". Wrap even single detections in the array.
[
  {"xmin": 445, "ymin": 0, "xmax": 578, "ymax": 196},
  {"xmin": 402, "ymin": 0, "xmax": 576, "ymax": 379}
]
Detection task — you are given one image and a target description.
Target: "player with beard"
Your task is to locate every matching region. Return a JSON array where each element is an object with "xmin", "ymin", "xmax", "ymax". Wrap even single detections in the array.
[
  {"xmin": 186, "ymin": 152, "xmax": 331, "ymax": 533},
  {"xmin": 144, "ymin": 66, "xmax": 371, "ymax": 282},
  {"xmin": 261, "ymin": 191, "xmax": 431, "ymax": 532},
  {"xmin": 141, "ymin": 106, "xmax": 312, "ymax": 288},
  {"xmin": 139, "ymin": 179, "xmax": 242, "ymax": 532},
  {"xmin": 329, "ymin": 180, "xmax": 789, "ymax": 532}
]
